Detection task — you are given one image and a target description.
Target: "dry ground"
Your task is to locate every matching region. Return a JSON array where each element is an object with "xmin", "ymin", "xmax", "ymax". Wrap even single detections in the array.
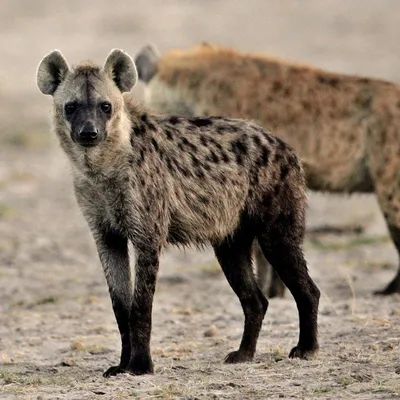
[{"xmin": 1, "ymin": 1, "xmax": 400, "ymax": 399}]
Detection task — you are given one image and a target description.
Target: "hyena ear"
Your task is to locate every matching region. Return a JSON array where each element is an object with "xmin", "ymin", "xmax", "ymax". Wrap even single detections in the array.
[
  {"xmin": 103, "ymin": 49, "xmax": 138, "ymax": 93},
  {"xmin": 37, "ymin": 50, "xmax": 70, "ymax": 95},
  {"xmin": 134, "ymin": 44, "xmax": 159, "ymax": 83}
]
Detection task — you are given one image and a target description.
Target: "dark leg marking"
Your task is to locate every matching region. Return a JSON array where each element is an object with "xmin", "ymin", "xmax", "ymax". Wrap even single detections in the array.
[
  {"xmin": 214, "ymin": 223, "xmax": 268, "ymax": 363},
  {"xmin": 258, "ymin": 216, "xmax": 320, "ymax": 359},
  {"xmin": 93, "ymin": 226, "xmax": 132, "ymax": 378},
  {"xmin": 125, "ymin": 246, "xmax": 160, "ymax": 375}
]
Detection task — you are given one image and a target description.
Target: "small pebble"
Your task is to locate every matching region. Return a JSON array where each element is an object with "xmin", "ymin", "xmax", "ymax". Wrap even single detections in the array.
[{"xmin": 204, "ymin": 325, "xmax": 219, "ymax": 337}]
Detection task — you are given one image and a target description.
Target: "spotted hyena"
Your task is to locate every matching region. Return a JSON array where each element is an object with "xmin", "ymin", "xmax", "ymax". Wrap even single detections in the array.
[
  {"xmin": 135, "ymin": 42, "xmax": 400, "ymax": 296},
  {"xmin": 36, "ymin": 49, "xmax": 320, "ymax": 377}
]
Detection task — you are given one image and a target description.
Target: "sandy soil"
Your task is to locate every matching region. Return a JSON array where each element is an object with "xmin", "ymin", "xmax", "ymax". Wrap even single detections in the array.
[{"xmin": 1, "ymin": 1, "xmax": 400, "ymax": 399}]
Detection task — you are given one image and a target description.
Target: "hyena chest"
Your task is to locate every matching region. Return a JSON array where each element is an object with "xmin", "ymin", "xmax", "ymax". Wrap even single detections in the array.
[{"xmin": 90, "ymin": 179, "xmax": 136, "ymax": 233}]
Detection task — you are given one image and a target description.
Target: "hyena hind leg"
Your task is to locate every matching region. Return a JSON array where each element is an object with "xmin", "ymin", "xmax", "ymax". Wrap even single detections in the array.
[
  {"xmin": 374, "ymin": 223, "xmax": 400, "ymax": 295},
  {"xmin": 257, "ymin": 218, "xmax": 320, "ymax": 359},
  {"xmin": 214, "ymin": 225, "xmax": 269, "ymax": 364}
]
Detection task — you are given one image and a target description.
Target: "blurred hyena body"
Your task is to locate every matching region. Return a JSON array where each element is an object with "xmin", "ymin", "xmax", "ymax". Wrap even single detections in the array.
[
  {"xmin": 135, "ymin": 43, "xmax": 400, "ymax": 296},
  {"xmin": 37, "ymin": 49, "xmax": 320, "ymax": 377}
]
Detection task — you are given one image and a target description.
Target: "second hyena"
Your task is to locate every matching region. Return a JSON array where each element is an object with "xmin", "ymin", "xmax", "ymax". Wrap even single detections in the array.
[
  {"xmin": 37, "ymin": 49, "xmax": 319, "ymax": 377},
  {"xmin": 135, "ymin": 43, "xmax": 400, "ymax": 296}
]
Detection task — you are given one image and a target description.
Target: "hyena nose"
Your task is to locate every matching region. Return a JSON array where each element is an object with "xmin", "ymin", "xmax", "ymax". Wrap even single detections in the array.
[
  {"xmin": 79, "ymin": 123, "xmax": 98, "ymax": 141},
  {"xmin": 79, "ymin": 130, "xmax": 98, "ymax": 140}
]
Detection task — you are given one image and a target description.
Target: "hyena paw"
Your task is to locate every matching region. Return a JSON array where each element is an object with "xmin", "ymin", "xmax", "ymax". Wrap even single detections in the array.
[
  {"xmin": 224, "ymin": 350, "xmax": 254, "ymax": 364},
  {"xmin": 289, "ymin": 345, "xmax": 318, "ymax": 360},
  {"xmin": 374, "ymin": 280, "xmax": 400, "ymax": 296},
  {"xmin": 125, "ymin": 358, "xmax": 154, "ymax": 375},
  {"xmin": 103, "ymin": 365, "xmax": 125, "ymax": 378}
]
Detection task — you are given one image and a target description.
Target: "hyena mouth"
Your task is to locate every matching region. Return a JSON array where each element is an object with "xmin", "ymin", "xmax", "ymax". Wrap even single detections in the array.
[{"xmin": 77, "ymin": 141, "xmax": 98, "ymax": 148}]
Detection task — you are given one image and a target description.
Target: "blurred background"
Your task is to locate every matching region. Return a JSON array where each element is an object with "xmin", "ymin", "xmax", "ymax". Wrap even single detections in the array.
[
  {"xmin": 1, "ymin": 1, "xmax": 400, "ymax": 398},
  {"xmin": 2, "ymin": 0, "xmax": 400, "ymax": 135}
]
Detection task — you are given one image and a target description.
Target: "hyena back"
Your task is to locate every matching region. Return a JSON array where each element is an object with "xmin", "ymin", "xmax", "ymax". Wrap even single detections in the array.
[
  {"xmin": 135, "ymin": 43, "xmax": 400, "ymax": 296},
  {"xmin": 37, "ymin": 49, "xmax": 320, "ymax": 377}
]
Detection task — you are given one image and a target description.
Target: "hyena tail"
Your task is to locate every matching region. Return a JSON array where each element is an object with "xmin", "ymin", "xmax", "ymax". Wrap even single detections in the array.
[
  {"xmin": 134, "ymin": 44, "xmax": 160, "ymax": 83},
  {"xmin": 301, "ymin": 158, "xmax": 324, "ymax": 190}
]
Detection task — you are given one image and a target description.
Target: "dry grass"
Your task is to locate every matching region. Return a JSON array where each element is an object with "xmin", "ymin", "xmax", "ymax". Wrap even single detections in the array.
[{"xmin": 307, "ymin": 235, "xmax": 390, "ymax": 251}]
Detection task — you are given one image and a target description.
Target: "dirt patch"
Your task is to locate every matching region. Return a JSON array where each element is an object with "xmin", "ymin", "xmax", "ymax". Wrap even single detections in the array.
[{"xmin": 1, "ymin": 1, "xmax": 400, "ymax": 399}]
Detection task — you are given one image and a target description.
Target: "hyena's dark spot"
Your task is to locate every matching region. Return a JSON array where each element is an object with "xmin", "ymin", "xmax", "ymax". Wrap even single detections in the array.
[
  {"xmin": 165, "ymin": 129, "xmax": 174, "ymax": 141},
  {"xmin": 283, "ymin": 87, "xmax": 292, "ymax": 96},
  {"xmin": 137, "ymin": 148, "xmax": 146, "ymax": 166},
  {"xmin": 190, "ymin": 153, "xmax": 201, "ymax": 168},
  {"xmin": 232, "ymin": 136, "xmax": 249, "ymax": 155},
  {"xmin": 252, "ymin": 135, "xmax": 262, "ymax": 147},
  {"xmin": 195, "ymin": 169, "xmax": 205, "ymax": 179},
  {"xmin": 169, "ymin": 116, "xmax": 183, "ymax": 125},
  {"xmin": 178, "ymin": 142, "xmax": 185, "ymax": 151},
  {"xmin": 207, "ymin": 136, "xmax": 218, "ymax": 146},
  {"xmin": 200, "ymin": 136, "xmax": 210, "ymax": 147},
  {"xmin": 180, "ymin": 137, "xmax": 198, "ymax": 153},
  {"xmin": 190, "ymin": 118, "xmax": 213, "ymax": 127},
  {"xmin": 141, "ymin": 114, "xmax": 157, "ymax": 131},
  {"xmin": 216, "ymin": 174, "xmax": 227, "ymax": 184},
  {"xmin": 274, "ymin": 152, "xmax": 284, "ymax": 163},
  {"xmin": 134, "ymin": 123, "xmax": 146, "ymax": 136},
  {"xmin": 165, "ymin": 157, "xmax": 175, "ymax": 173},
  {"xmin": 216, "ymin": 126, "xmax": 226, "ymax": 135},
  {"xmin": 214, "ymin": 141, "xmax": 223, "ymax": 151},
  {"xmin": 275, "ymin": 137, "xmax": 287, "ymax": 150},
  {"xmin": 221, "ymin": 151, "xmax": 230, "ymax": 163},
  {"xmin": 250, "ymin": 171, "xmax": 260, "ymax": 185},
  {"xmin": 258, "ymin": 146, "xmax": 270, "ymax": 166},
  {"xmin": 230, "ymin": 137, "xmax": 249, "ymax": 166},
  {"xmin": 272, "ymin": 81, "xmax": 283, "ymax": 92},
  {"xmin": 287, "ymin": 154, "xmax": 301, "ymax": 172},
  {"xmin": 199, "ymin": 195, "xmax": 210, "ymax": 205},
  {"xmin": 280, "ymin": 164, "xmax": 290, "ymax": 181},
  {"xmin": 179, "ymin": 165, "xmax": 190, "ymax": 177},
  {"xmin": 359, "ymin": 78, "xmax": 371, "ymax": 85},
  {"xmin": 317, "ymin": 75, "xmax": 339, "ymax": 87},
  {"xmin": 206, "ymin": 150, "xmax": 220, "ymax": 164},
  {"xmin": 151, "ymin": 138, "xmax": 159, "ymax": 152}
]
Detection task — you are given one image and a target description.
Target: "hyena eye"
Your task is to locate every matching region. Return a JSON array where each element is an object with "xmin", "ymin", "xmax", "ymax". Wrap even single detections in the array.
[
  {"xmin": 65, "ymin": 103, "xmax": 77, "ymax": 116},
  {"xmin": 100, "ymin": 102, "xmax": 112, "ymax": 114}
]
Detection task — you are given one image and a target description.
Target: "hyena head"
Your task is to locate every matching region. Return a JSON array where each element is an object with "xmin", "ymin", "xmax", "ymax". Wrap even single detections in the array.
[{"xmin": 37, "ymin": 49, "xmax": 137, "ymax": 149}]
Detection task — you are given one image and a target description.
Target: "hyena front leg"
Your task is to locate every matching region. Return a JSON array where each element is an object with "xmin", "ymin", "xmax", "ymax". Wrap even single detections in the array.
[
  {"xmin": 92, "ymin": 225, "xmax": 133, "ymax": 378},
  {"xmin": 125, "ymin": 243, "xmax": 160, "ymax": 375}
]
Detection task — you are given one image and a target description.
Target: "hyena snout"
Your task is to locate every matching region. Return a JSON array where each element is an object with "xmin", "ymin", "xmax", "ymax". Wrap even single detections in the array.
[{"xmin": 75, "ymin": 121, "xmax": 101, "ymax": 147}]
